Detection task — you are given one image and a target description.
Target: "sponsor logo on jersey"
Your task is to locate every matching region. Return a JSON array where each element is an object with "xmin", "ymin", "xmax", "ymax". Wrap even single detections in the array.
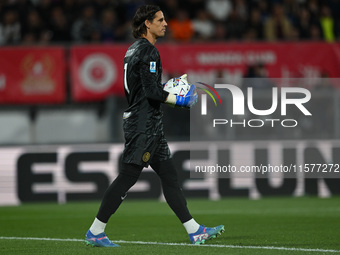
[{"xmin": 150, "ymin": 62, "xmax": 156, "ymax": 73}]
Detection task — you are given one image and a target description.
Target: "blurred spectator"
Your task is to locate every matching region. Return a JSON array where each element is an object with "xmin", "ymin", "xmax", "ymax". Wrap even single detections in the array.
[
  {"xmin": 294, "ymin": 6, "xmax": 312, "ymax": 40},
  {"xmin": 39, "ymin": 29, "xmax": 53, "ymax": 44},
  {"xmin": 92, "ymin": 0, "xmax": 113, "ymax": 15},
  {"xmin": 61, "ymin": 0, "xmax": 79, "ymax": 25},
  {"xmin": 225, "ymin": 7, "xmax": 247, "ymax": 40},
  {"xmin": 49, "ymin": 6, "xmax": 71, "ymax": 43},
  {"xmin": 36, "ymin": 0, "xmax": 53, "ymax": 26},
  {"xmin": 264, "ymin": 3, "xmax": 293, "ymax": 41},
  {"xmin": 244, "ymin": 8, "xmax": 264, "ymax": 41},
  {"xmin": 158, "ymin": 0, "xmax": 180, "ymax": 20},
  {"xmin": 192, "ymin": 9, "xmax": 214, "ymax": 41},
  {"xmin": 283, "ymin": 0, "xmax": 299, "ymax": 22},
  {"xmin": 22, "ymin": 9, "xmax": 48, "ymax": 43},
  {"xmin": 243, "ymin": 28, "xmax": 258, "ymax": 41},
  {"xmin": 181, "ymin": 0, "xmax": 205, "ymax": 19},
  {"xmin": 307, "ymin": 0, "xmax": 319, "ymax": 23},
  {"xmin": 8, "ymin": 0, "xmax": 34, "ymax": 25},
  {"xmin": 213, "ymin": 21, "xmax": 227, "ymax": 41},
  {"xmin": 242, "ymin": 62, "xmax": 274, "ymax": 90},
  {"xmin": 0, "ymin": 10, "xmax": 21, "ymax": 45},
  {"xmin": 123, "ymin": 0, "xmax": 145, "ymax": 21},
  {"xmin": 206, "ymin": 0, "xmax": 232, "ymax": 22},
  {"xmin": 168, "ymin": 9, "xmax": 194, "ymax": 42},
  {"xmin": 309, "ymin": 23, "xmax": 323, "ymax": 41},
  {"xmin": 329, "ymin": 0, "xmax": 340, "ymax": 29},
  {"xmin": 98, "ymin": 9, "xmax": 117, "ymax": 42},
  {"xmin": 98, "ymin": 8, "xmax": 129, "ymax": 42},
  {"xmin": 234, "ymin": 0, "xmax": 248, "ymax": 20},
  {"xmin": 0, "ymin": 0, "xmax": 339, "ymax": 45},
  {"xmin": 71, "ymin": 5, "xmax": 100, "ymax": 43},
  {"xmin": 289, "ymin": 26, "xmax": 300, "ymax": 41},
  {"xmin": 21, "ymin": 32, "xmax": 36, "ymax": 45},
  {"xmin": 244, "ymin": 62, "xmax": 266, "ymax": 78},
  {"xmin": 257, "ymin": 0, "xmax": 270, "ymax": 21},
  {"xmin": 319, "ymin": 5, "xmax": 336, "ymax": 42}
]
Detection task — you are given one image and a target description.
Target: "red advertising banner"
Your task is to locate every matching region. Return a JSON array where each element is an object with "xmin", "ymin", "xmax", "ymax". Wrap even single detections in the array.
[
  {"xmin": 70, "ymin": 42, "xmax": 340, "ymax": 102},
  {"xmin": 157, "ymin": 41, "xmax": 340, "ymax": 83},
  {"xmin": 70, "ymin": 45, "xmax": 127, "ymax": 102},
  {"xmin": 0, "ymin": 47, "xmax": 65, "ymax": 104},
  {"xmin": 1, "ymin": 43, "xmax": 339, "ymax": 104}
]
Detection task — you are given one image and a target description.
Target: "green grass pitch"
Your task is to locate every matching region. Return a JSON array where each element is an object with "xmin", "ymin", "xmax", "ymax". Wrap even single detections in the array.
[{"xmin": 0, "ymin": 197, "xmax": 339, "ymax": 255}]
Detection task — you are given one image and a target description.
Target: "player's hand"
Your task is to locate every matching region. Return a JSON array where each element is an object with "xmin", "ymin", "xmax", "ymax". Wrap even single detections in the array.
[{"xmin": 175, "ymin": 84, "xmax": 198, "ymax": 108}]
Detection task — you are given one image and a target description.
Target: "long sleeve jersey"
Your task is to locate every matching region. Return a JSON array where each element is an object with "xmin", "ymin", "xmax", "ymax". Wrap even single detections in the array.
[{"xmin": 123, "ymin": 38, "xmax": 169, "ymax": 136}]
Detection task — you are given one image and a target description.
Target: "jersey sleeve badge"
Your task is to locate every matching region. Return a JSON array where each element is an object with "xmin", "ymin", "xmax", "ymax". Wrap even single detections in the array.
[{"xmin": 150, "ymin": 62, "xmax": 156, "ymax": 73}]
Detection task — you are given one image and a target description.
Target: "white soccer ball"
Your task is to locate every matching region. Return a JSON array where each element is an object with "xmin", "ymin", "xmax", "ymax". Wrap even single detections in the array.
[{"xmin": 163, "ymin": 74, "xmax": 190, "ymax": 97}]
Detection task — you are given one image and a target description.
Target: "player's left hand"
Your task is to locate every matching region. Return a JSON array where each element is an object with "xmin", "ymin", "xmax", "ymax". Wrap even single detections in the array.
[{"xmin": 175, "ymin": 84, "xmax": 198, "ymax": 108}]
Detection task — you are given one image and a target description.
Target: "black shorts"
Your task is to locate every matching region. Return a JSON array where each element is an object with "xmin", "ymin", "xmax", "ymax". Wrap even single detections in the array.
[{"xmin": 122, "ymin": 132, "xmax": 171, "ymax": 167}]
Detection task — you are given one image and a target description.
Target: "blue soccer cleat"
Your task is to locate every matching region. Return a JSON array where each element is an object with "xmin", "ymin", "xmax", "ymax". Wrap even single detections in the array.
[
  {"xmin": 85, "ymin": 230, "xmax": 120, "ymax": 247},
  {"xmin": 189, "ymin": 225, "xmax": 225, "ymax": 245}
]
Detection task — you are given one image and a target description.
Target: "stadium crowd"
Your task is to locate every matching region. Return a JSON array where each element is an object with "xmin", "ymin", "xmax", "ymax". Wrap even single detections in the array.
[{"xmin": 0, "ymin": 0, "xmax": 339, "ymax": 45}]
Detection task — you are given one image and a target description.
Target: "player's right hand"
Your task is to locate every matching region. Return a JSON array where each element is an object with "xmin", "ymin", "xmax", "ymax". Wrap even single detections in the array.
[{"xmin": 175, "ymin": 84, "xmax": 198, "ymax": 108}]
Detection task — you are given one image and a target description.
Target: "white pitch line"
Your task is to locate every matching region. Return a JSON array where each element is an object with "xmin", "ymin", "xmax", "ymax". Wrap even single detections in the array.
[{"xmin": 0, "ymin": 236, "xmax": 339, "ymax": 253}]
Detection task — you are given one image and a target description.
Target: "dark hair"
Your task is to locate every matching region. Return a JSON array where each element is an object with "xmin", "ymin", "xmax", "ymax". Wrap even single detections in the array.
[{"xmin": 132, "ymin": 5, "xmax": 161, "ymax": 39}]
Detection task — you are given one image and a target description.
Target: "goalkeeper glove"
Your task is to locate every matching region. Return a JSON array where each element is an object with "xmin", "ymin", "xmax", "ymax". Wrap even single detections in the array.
[{"xmin": 166, "ymin": 84, "xmax": 198, "ymax": 108}]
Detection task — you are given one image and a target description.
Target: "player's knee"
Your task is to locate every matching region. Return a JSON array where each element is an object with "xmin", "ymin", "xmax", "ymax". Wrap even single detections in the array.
[{"xmin": 159, "ymin": 173, "xmax": 180, "ymax": 189}]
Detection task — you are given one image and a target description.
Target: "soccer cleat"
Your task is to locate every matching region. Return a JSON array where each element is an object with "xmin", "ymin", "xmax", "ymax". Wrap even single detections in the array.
[
  {"xmin": 85, "ymin": 230, "xmax": 120, "ymax": 247},
  {"xmin": 189, "ymin": 225, "xmax": 225, "ymax": 245}
]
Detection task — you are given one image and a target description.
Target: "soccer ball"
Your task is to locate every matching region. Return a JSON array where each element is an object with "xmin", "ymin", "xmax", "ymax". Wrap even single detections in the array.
[{"xmin": 163, "ymin": 74, "xmax": 190, "ymax": 97}]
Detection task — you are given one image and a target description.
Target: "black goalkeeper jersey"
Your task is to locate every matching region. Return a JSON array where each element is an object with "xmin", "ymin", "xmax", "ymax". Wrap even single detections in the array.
[
  {"xmin": 123, "ymin": 38, "xmax": 169, "ymax": 135},
  {"xmin": 122, "ymin": 38, "xmax": 171, "ymax": 166}
]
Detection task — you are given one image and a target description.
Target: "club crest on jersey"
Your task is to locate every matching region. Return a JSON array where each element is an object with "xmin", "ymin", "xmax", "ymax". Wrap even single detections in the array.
[
  {"xmin": 142, "ymin": 152, "xmax": 151, "ymax": 162},
  {"xmin": 150, "ymin": 62, "xmax": 156, "ymax": 73}
]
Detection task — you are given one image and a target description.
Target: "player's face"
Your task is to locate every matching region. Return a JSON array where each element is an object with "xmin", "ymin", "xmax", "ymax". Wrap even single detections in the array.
[{"xmin": 149, "ymin": 11, "xmax": 167, "ymax": 38}]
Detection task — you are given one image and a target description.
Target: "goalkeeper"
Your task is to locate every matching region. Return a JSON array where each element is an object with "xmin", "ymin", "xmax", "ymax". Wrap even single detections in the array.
[{"xmin": 85, "ymin": 5, "xmax": 224, "ymax": 247}]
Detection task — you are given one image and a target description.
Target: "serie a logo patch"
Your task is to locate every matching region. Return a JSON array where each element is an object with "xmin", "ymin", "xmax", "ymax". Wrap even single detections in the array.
[{"xmin": 150, "ymin": 62, "xmax": 156, "ymax": 73}]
